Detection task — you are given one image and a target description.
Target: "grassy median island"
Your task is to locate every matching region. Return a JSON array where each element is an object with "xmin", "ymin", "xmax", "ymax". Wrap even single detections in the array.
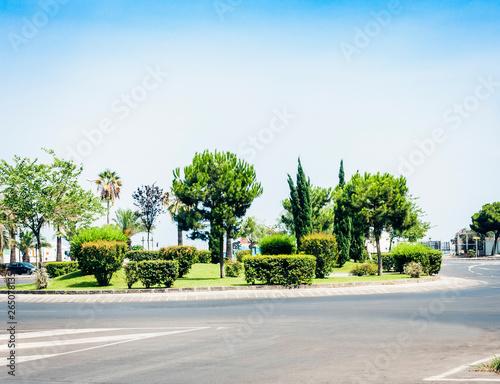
[{"xmin": 3, "ymin": 262, "xmax": 415, "ymax": 291}]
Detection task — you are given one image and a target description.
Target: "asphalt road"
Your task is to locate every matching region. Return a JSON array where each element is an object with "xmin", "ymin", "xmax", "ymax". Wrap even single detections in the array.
[{"xmin": 2, "ymin": 260, "xmax": 500, "ymax": 384}]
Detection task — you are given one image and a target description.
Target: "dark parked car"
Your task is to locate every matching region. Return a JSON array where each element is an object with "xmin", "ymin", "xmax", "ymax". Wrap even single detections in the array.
[{"xmin": 7, "ymin": 262, "xmax": 37, "ymax": 275}]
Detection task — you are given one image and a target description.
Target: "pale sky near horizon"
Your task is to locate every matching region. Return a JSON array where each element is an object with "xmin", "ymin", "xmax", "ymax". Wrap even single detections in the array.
[{"xmin": 1, "ymin": 0, "xmax": 500, "ymax": 248}]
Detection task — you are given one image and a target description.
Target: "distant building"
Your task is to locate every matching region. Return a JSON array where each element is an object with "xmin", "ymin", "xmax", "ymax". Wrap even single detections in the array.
[{"xmin": 2, "ymin": 242, "xmax": 71, "ymax": 264}]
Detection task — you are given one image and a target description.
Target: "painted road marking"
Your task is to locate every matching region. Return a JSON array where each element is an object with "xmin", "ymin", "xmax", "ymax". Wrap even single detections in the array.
[
  {"xmin": 423, "ymin": 355, "xmax": 500, "ymax": 382},
  {"xmin": 3, "ymin": 327, "xmax": 210, "ymax": 364}
]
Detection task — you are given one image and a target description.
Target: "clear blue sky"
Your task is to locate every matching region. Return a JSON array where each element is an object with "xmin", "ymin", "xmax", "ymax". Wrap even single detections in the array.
[{"xmin": 1, "ymin": 0, "xmax": 500, "ymax": 247}]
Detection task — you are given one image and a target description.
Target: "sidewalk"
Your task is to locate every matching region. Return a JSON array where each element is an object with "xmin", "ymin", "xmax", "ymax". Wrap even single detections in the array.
[{"xmin": 0, "ymin": 277, "xmax": 483, "ymax": 304}]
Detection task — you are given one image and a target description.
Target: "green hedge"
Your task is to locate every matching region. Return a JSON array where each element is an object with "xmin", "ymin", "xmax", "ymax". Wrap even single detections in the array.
[
  {"xmin": 195, "ymin": 250, "xmax": 211, "ymax": 264},
  {"xmin": 124, "ymin": 261, "xmax": 139, "ymax": 289},
  {"xmin": 299, "ymin": 234, "xmax": 338, "ymax": 278},
  {"xmin": 70, "ymin": 226, "xmax": 129, "ymax": 275},
  {"xmin": 159, "ymin": 246, "xmax": 197, "ymax": 277},
  {"xmin": 80, "ymin": 240, "xmax": 128, "ymax": 286},
  {"xmin": 244, "ymin": 255, "xmax": 316, "ymax": 285},
  {"xmin": 125, "ymin": 250, "xmax": 160, "ymax": 262},
  {"xmin": 45, "ymin": 262, "xmax": 79, "ymax": 278},
  {"xmin": 349, "ymin": 263, "xmax": 377, "ymax": 276},
  {"xmin": 259, "ymin": 234, "xmax": 297, "ymax": 255},
  {"xmin": 225, "ymin": 260, "xmax": 243, "ymax": 277},
  {"xmin": 391, "ymin": 243, "xmax": 442, "ymax": 275},
  {"xmin": 137, "ymin": 260, "xmax": 178, "ymax": 288},
  {"xmin": 0, "ymin": 263, "xmax": 7, "ymax": 274},
  {"xmin": 235, "ymin": 249, "xmax": 252, "ymax": 263}
]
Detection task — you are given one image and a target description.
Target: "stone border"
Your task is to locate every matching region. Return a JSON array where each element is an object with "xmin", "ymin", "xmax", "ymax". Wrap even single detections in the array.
[{"xmin": 1, "ymin": 276, "xmax": 439, "ymax": 295}]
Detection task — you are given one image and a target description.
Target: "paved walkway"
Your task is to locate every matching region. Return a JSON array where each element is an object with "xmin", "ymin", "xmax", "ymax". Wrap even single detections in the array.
[{"xmin": 0, "ymin": 277, "xmax": 483, "ymax": 304}]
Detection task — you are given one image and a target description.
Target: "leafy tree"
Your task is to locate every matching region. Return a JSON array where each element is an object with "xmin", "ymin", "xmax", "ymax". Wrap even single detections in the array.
[
  {"xmin": 287, "ymin": 158, "xmax": 313, "ymax": 249},
  {"xmin": 172, "ymin": 150, "xmax": 263, "ymax": 278},
  {"xmin": 0, "ymin": 150, "xmax": 104, "ymax": 267},
  {"xmin": 471, "ymin": 202, "xmax": 500, "ymax": 255},
  {"xmin": 94, "ymin": 170, "xmax": 122, "ymax": 225},
  {"xmin": 113, "ymin": 208, "xmax": 147, "ymax": 250},
  {"xmin": 132, "ymin": 184, "xmax": 165, "ymax": 249},
  {"xmin": 347, "ymin": 172, "xmax": 415, "ymax": 275}
]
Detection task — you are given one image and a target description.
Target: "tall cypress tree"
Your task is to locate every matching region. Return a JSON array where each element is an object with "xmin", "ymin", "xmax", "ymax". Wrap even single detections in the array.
[
  {"xmin": 287, "ymin": 158, "xmax": 312, "ymax": 249},
  {"xmin": 338, "ymin": 159, "xmax": 345, "ymax": 188},
  {"xmin": 334, "ymin": 160, "xmax": 354, "ymax": 265}
]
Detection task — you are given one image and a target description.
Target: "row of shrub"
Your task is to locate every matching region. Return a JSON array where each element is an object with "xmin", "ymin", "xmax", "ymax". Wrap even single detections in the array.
[
  {"xmin": 45, "ymin": 261, "xmax": 79, "ymax": 278},
  {"xmin": 244, "ymin": 255, "xmax": 316, "ymax": 285},
  {"xmin": 124, "ymin": 260, "xmax": 178, "ymax": 289},
  {"xmin": 125, "ymin": 246, "xmax": 197, "ymax": 277}
]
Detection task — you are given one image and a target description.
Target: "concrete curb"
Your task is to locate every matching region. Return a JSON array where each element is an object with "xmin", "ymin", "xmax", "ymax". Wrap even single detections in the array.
[
  {"xmin": 444, "ymin": 257, "xmax": 500, "ymax": 261},
  {"xmin": 1, "ymin": 276, "xmax": 440, "ymax": 295}
]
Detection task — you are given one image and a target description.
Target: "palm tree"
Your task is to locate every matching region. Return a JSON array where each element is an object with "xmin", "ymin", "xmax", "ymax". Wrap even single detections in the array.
[
  {"xmin": 0, "ymin": 207, "xmax": 18, "ymax": 264},
  {"xmin": 113, "ymin": 208, "xmax": 146, "ymax": 250},
  {"xmin": 16, "ymin": 230, "xmax": 50, "ymax": 263},
  {"xmin": 163, "ymin": 191, "xmax": 192, "ymax": 246},
  {"xmin": 94, "ymin": 170, "xmax": 122, "ymax": 225}
]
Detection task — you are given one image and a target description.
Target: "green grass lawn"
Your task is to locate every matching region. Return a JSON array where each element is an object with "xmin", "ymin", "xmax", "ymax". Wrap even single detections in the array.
[{"xmin": 3, "ymin": 262, "xmax": 415, "ymax": 291}]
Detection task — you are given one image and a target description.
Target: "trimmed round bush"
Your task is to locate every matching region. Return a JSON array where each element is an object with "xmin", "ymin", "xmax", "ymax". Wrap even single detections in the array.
[
  {"xmin": 80, "ymin": 240, "xmax": 128, "ymax": 286},
  {"xmin": 391, "ymin": 243, "xmax": 442, "ymax": 275},
  {"xmin": 137, "ymin": 260, "xmax": 178, "ymax": 288},
  {"xmin": 404, "ymin": 261, "xmax": 424, "ymax": 278},
  {"xmin": 259, "ymin": 234, "xmax": 297, "ymax": 255},
  {"xmin": 300, "ymin": 234, "xmax": 338, "ymax": 278},
  {"xmin": 45, "ymin": 261, "xmax": 79, "ymax": 278},
  {"xmin": 349, "ymin": 263, "xmax": 377, "ymax": 276},
  {"xmin": 70, "ymin": 226, "xmax": 129, "ymax": 275},
  {"xmin": 159, "ymin": 246, "xmax": 197, "ymax": 277},
  {"xmin": 225, "ymin": 260, "xmax": 243, "ymax": 277},
  {"xmin": 125, "ymin": 250, "xmax": 160, "ymax": 262},
  {"xmin": 195, "ymin": 250, "xmax": 211, "ymax": 264},
  {"xmin": 244, "ymin": 255, "xmax": 316, "ymax": 285}
]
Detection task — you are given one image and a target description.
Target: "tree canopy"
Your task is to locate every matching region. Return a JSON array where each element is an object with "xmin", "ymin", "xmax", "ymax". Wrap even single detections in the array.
[
  {"xmin": 172, "ymin": 150, "xmax": 262, "ymax": 277},
  {"xmin": 0, "ymin": 150, "xmax": 103, "ymax": 267},
  {"xmin": 345, "ymin": 172, "xmax": 415, "ymax": 275},
  {"xmin": 471, "ymin": 202, "xmax": 500, "ymax": 255}
]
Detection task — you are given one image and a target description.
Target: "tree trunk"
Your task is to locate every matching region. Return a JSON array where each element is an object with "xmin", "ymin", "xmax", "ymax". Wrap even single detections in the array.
[
  {"xmin": 492, "ymin": 233, "xmax": 499, "ymax": 256},
  {"xmin": 147, "ymin": 231, "xmax": 150, "ymax": 250},
  {"xmin": 226, "ymin": 230, "xmax": 232, "ymax": 261},
  {"xmin": 36, "ymin": 234, "xmax": 42, "ymax": 269},
  {"xmin": 107, "ymin": 201, "xmax": 110, "ymax": 225},
  {"xmin": 9, "ymin": 229, "xmax": 16, "ymax": 264},
  {"xmin": 177, "ymin": 225, "xmax": 183, "ymax": 246},
  {"xmin": 219, "ymin": 235, "xmax": 225, "ymax": 278},
  {"xmin": 22, "ymin": 250, "xmax": 29, "ymax": 263},
  {"xmin": 56, "ymin": 235, "xmax": 62, "ymax": 262},
  {"xmin": 375, "ymin": 233, "xmax": 382, "ymax": 276}
]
